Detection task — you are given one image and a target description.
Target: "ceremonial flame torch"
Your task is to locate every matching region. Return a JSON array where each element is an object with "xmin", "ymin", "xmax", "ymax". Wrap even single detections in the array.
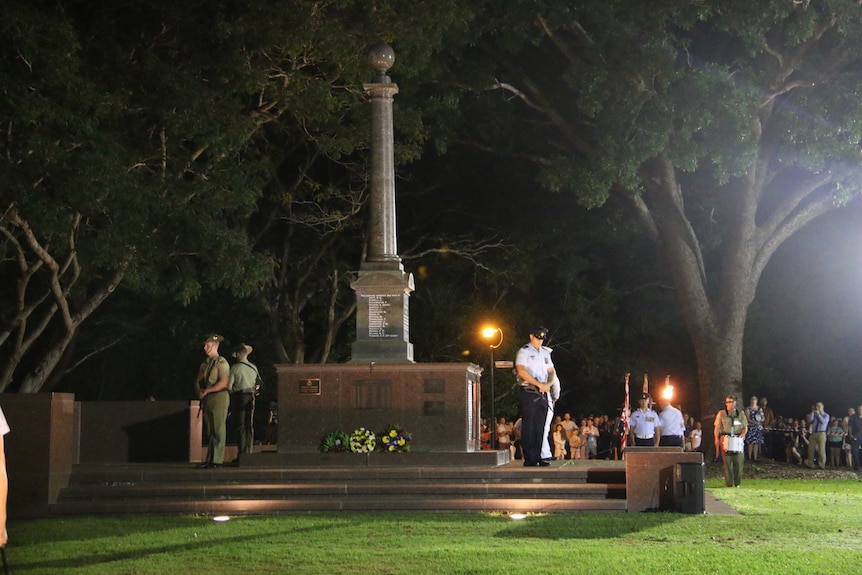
[{"xmin": 662, "ymin": 375, "xmax": 673, "ymax": 401}]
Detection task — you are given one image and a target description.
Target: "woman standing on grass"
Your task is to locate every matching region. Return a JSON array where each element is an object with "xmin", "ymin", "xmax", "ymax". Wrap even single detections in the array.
[
  {"xmin": 744, "ymin": 396, "xmax": 764, "ymax": 461},
  {"xmin": 827, "ymin": 417, "xmax": 845, "ymax": 467}
]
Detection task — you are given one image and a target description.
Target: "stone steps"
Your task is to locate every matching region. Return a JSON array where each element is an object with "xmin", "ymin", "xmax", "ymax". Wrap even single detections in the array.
[{"xmin": 51, "ymin": 459, "xmax": 628, "ymax": 515}]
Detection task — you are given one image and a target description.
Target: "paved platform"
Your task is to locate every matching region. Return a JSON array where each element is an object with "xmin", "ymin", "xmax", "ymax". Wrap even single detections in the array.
[
  {"xmin": 703, "ymin": 489, "xmax": 738, "ymax": 515},
  {"xmin": 496, "ymin": 459, "xmax": 737, "ymax": 515},
  {"xmin": 49, "ymin": 457, "xmax": 738, "ymax": 516}
]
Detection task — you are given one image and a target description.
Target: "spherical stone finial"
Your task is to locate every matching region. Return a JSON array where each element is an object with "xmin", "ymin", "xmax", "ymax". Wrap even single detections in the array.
[{"xmin": 367, "ymin": 43, "xmax": 395, "ymax": 75}]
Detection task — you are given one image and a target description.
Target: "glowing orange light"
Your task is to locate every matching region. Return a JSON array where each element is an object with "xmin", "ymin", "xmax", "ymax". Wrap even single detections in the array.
[
  {"xmin": 481, "ymin": 326, "xmax": 503, "ymax": 349},
  {"xmin": 481, "ymin": 327, "xmax": 499, "ymax": 339}
]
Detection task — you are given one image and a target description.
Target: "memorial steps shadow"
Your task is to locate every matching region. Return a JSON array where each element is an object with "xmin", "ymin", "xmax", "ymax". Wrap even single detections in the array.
[{"xmin": 50, "ymin": 459, "xmax": 628, "ymax": 515}]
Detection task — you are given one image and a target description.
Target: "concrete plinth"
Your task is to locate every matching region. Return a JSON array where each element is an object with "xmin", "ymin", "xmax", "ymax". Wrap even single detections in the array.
[
  {"xmin": 276, "ymin": 363, "xmax": 482, "ymax": 453},
  {"xmin": 1, "ymin": 393, "xmax": 78, "ymax": 518},
  {"xmin": 624, "ymin": 446, "xmax": 704, "ymax": 512}
]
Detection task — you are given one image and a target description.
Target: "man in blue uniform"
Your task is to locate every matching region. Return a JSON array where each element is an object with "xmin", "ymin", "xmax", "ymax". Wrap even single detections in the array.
[
  {"xmin": 515, "ymin": 327, "xmax": 555, "ymax": 467},
  {"xmin": 629, "ymin": 393, "xmax": 660, "ymax": 446}
]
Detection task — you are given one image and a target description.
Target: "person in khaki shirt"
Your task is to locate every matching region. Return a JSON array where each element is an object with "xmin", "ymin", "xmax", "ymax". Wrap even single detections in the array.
[
  {"xmin": 196, "ymin": 334, "xmax": 230, "ymax": 468},
  {"xmin": 229, "ymin": 343, "xmax": 260, "ymax": 458},
  {"xmin": 714, "ymin": 395, "xmax": 748, "ymax": 487}
]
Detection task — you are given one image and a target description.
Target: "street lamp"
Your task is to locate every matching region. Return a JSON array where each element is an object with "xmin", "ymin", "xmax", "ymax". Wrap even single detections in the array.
[{"xmin": 481, "ymin": 326, "xmax": 503, "ymax": 450}]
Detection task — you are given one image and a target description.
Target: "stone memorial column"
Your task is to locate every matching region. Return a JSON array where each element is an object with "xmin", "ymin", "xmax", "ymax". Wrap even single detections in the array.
[{"xmin": 351, "ymin": 43, "xmax": 414, "ymax": 363}]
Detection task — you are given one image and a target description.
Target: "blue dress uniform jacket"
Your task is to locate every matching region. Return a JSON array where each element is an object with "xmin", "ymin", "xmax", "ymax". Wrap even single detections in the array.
[
  {"xmin": 516, "ymin": 343, "xmax": 554, "ymax": 465},
  {"xmin": 629, "ymin": 408, "xmax": 660, "ymax": 439},
  {"xmin": 515, "ymin": 344, "xmax": 554, "ymax": 384}
]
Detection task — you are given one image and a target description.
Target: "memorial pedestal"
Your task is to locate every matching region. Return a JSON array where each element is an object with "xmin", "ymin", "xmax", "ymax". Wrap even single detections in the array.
[
  {"xmin": 350, "ymin": 267, "xmax": 414, "ymax": 363},
  {"xmin": 276, "ymin": 363, "xmax": 481, "ymax": 453}
]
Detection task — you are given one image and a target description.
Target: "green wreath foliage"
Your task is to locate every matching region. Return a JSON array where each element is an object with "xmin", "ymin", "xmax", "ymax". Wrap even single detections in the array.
[{"xmin": 319, "ymin": 429, "xmax": 351, "ymax": 453}]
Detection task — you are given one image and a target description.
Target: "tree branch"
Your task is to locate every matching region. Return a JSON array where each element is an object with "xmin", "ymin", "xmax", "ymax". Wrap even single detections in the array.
[
  {"xmin": 4, "ymin": 208, "xmax": 81, "ymax": 330},
  {"xmin": 486, "ymin": 80, "xmax": 546, "ymax": 113},
  {"xmin": 401, "ymin": 236, "xmax": 514, "ymax": 274},
  {"xmin": 752, "ymin": 179, "xmax": 837, "ymax": 281},
  {"xmin": 757, "ymin": 171, "xmax": 833, "ymax": 242},
  {"xmin": 63, "ymin": 336, "xmax": 125, "ymax": 374}
]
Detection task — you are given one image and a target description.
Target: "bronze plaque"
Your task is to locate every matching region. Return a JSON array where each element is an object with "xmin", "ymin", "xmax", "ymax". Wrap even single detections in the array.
[{"xmin": 298, "ymin": 378, "xmax": 321, "ymax": 395}]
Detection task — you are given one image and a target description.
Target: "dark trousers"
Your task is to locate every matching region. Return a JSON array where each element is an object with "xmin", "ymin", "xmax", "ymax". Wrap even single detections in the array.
[
  {"xmin": 761, "ymin": 429, "xmax": 773, "ymax": 458},
  {"xmin": 232, "ymin": 392, "xmax": 255, "ymax": 455},
  {"xmin": 519, "ymin": 387, "xmax": 549, "ymax": 464},
  {"xmin": 659, "ymin": 435, "xmax": 683, "ymax": 447},
  {"xmin": 853, "ymin": 438, "xmax": 861, "ymax": 471}
]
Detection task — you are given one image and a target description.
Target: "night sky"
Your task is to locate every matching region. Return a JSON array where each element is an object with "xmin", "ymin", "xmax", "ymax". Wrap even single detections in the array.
[{"xmin": 752, "ymin": 201, "xmax": 862, "ymax": 419}]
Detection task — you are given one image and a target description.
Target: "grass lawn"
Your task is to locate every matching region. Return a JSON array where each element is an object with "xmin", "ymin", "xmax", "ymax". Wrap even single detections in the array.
[{"xmin": 6, "ymin": 477, "xmax": 862, "ymax": 574}]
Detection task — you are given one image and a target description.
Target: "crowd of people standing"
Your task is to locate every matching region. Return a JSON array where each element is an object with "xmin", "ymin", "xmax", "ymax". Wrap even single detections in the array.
[
  {"xmin": 749, "ymin": 399, "xmax": 862, "ymax": 470},
  {"xmin": 481, "ymin": 412, "xmax": 624, "ymax": 461},
  {"xmin": 482, "ymin": 387, "xmax": 862, "ymax": 480},
  {"xmin": 483, "ymin": 325, "xmax": 862, "ymax": 487}
]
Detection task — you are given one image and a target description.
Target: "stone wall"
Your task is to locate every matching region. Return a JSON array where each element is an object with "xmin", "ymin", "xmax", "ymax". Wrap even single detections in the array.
[{"xmin": 78, "ymin": 401, "xmax": 192, "ymax": 463}]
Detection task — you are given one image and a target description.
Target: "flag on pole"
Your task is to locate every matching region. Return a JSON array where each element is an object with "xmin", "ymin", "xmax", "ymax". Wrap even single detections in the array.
[{"xmin": 621, "ymin": 373, "xmax": 631, "ymax": 455}]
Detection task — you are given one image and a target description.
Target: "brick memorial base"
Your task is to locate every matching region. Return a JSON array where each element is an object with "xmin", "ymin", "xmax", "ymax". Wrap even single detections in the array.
[
  {"xmin": 273, "ymin": 363, "xmax": 483, "ymax": 454},
  {"xmin": 624, "ymin": 446, "xmax": 704, "ymax": 512}
]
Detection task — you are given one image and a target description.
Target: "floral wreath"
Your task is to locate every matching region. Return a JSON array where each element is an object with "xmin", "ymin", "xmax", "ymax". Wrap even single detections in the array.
[
  {"xmin": 319, "ymin": 430, "xmax": 351, "ymax": 453},
  {"xmin": 379, "ymin": 423, "xmax": 412, "ymax": 453},
  {"xmin": 349, "ymin": 427, "xmax": 377, "ymax": 453}
]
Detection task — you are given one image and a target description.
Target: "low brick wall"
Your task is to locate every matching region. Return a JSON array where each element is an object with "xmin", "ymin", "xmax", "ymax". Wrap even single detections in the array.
[
  {"xmin": 1, "ymin": 393, "xmax": 78, "ymax": 518},
  {"xmin": 78, "ymin": 401, "xmax": 192, "ymax": 463},
  {"xmin": 1, "ymin": 395, "xmax": 202, "ymax": 518}
]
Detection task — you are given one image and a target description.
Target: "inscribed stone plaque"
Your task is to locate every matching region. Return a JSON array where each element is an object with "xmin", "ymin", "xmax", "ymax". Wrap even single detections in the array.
[
  {"xmin": 352, "ymin": 379, "xmax": 393, "ymax": 409},
  {"xmin": 366, "ymin": 294, "xmax": 399, "ymax": 338},
  {"xmin": 423, "ymin": 379, "xmax": 446, "ymax": 394}
]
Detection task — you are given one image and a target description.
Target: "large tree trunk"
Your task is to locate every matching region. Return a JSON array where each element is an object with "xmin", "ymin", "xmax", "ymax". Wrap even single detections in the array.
[
  {"xmin": 635, "ymin": 154, "xmax": 757, "ymax": 421},
  {"xmin": 684, "ymin": 325, "xmax": 744, "ymax": 461},
  {"xmin": 632, "ymin": 137, "xmax": 836, "ymax": 424}
]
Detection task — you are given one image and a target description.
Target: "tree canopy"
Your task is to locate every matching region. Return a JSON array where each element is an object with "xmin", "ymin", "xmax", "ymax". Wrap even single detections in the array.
[
  {"xmin": 0, "ymin": 0, "xmax": 484, "ymax": 394},
  {"xmin": 435, "ymin": 0, "xmax": 862, "ymax": 418},
  {"xmin": 3, "ymin": 1, "xmax": 861, "ymax": 422}
]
